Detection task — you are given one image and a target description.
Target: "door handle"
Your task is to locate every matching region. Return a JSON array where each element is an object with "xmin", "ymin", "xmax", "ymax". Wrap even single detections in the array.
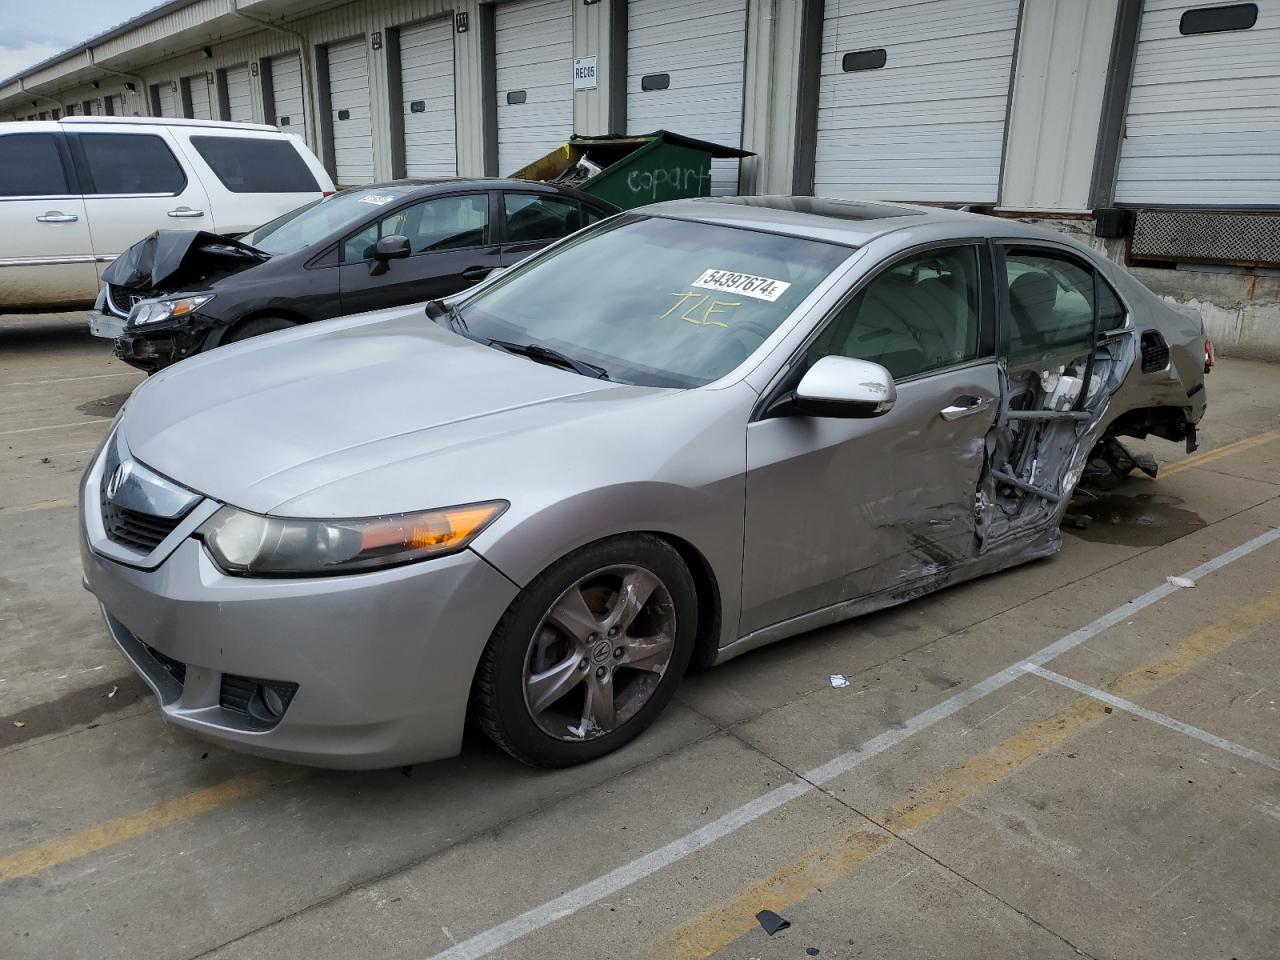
[
  {"xmin": 36, "ymin": 212, "xmax": 78, "ymax": 223},
  {"xmin": 167, "ymin": 207, "xmax": 205, "ymax": 218},
  {"xmin": 461, "ymin": 265, "xmax": 492, "ymax": 282},
  {"xmin": 940, "ymin": 396, "xmax": 995, "ymax": 420}
]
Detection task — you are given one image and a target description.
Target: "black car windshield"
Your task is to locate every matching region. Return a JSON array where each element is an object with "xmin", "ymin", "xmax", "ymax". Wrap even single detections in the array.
[
  {"xmin": 243, "ymin": 189, "xmax": 412, "ymax": 255},
  {"xmin": 457, "ymin": 216, "xmax": 852, "ymax": 387}
]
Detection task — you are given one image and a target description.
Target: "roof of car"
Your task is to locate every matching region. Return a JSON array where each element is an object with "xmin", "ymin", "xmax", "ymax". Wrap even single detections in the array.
[
  {"xmin": 333, "ymin": 177, "xmax": 615, "ymax": 206},
  {"xmin": 642, "ymin": 195, "xmax": 1041, "ymax": 248}
]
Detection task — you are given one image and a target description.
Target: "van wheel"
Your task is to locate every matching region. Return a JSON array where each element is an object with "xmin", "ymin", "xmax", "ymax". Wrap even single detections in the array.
[
  {"xmin": 473, "ymin": 535, "xmax": 697, "ymax": 768},
  {"xmin": 224, "ymin": 316, "xmax": 296, "ymax": 344}
]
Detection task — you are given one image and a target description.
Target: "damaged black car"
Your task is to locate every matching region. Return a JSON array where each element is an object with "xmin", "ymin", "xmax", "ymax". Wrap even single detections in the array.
[{"xmin": 89, "ymin": 178, "xmax": 617, "ymax": 372}]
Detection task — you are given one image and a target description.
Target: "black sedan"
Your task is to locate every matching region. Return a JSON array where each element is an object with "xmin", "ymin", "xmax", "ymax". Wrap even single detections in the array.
[{"xmin": 89, "ymin": 178, "xmax": 618, "ymax": 372}]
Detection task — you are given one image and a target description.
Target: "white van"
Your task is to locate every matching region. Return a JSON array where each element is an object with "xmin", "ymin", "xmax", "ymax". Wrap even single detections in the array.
[{"xmin": 0, "ymin": 117, "xmax": 335, "ymax": 312}]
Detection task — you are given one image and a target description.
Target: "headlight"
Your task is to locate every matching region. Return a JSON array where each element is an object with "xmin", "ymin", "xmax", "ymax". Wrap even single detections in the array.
[
  {"xmin": 128, "ymin": 294, "xmax": 214, "ymax": 327},
  {"xmin": 198, "ymin": 501, "xmax": 507, "ymax": 577}
]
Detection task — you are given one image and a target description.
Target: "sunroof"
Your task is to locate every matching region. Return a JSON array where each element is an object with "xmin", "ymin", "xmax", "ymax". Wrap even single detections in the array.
[{"xmin": 705, "ymin": 196, "xmax": 923, "ymax": 221}]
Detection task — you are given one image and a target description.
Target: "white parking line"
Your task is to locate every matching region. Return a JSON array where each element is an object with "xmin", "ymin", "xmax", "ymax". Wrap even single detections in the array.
[
  {"xmin": 1023, "ymin": 664, "xmax": 1280, "ymax": 772},
  {"xmin": 1, "ymin": 372, "xmax": 136, "ymax": 388},
  {"xmin": 0, "ymin": 420, "xmax": 107, "ymax": 438},
  {"xmin": 426, "ymin": 526, "xmax": 1280, "ymax": 960}
]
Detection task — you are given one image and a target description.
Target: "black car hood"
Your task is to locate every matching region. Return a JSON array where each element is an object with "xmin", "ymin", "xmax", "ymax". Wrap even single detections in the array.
[{"xmin": 103, "ymin": 230, "xmax": 270, "ymax": 291}]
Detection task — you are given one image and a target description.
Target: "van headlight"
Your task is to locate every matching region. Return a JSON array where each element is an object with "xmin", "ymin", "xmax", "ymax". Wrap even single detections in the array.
[
  {"xmin": 128, "ymin": 294, "xmax": 214, "ymax": 327},
  {"xmin": 198, "ymin": 501, "xmax": 507, "ymax": 576}
]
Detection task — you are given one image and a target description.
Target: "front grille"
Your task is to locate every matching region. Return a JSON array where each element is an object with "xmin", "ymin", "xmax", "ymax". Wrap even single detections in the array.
[
  {"xmin": 107, "ymin": 284, "xmax": 148, "ymax": 318},
  {"xmin": 101, "ymin": 494, "xmax": 183, "ymax": 552},
  {"xmin": 1140, "ymin": 330, "xmax": 1170, "ymax": 373},
  {"xmin": 143, "ymin": 643, "xmax": 186, "ymax": 686}
]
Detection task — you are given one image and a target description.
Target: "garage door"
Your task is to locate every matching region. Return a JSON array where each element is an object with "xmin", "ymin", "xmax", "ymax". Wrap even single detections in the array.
[
  {"xmin": 186, "ymin": 74, "xmax": 213, "ymax": 119},
  {"xmin": 627, "ymin": 0, "xmax": 747, "ymax": 195},
  {"xmin": 270, "ymin": 53, "xmax": 307, "ymax": 143},
  {"xmin": 327, "ymin": 37, "xmax": 375, "ymax": 186},
  {"xmin": 495, "ymin": 0, "xmax": 573, "ymax": 176},
  {"xmin": 399, "ymin": 19, "xmax": 456, "ymax": 176},
  {"xmin": 223, "ymin": 64, "xmax": 253, "ymax": 122},
  {"xmin": 814, "ymin": 0, "xmax": 1020, "ymax": 202},
  {"xmin": 155, "ymin": 82, "xmax": 178, "ymax": 117},
  {"xmin": 1115, "ymin": 0, "xmax": 1280, "ymax": 206}
]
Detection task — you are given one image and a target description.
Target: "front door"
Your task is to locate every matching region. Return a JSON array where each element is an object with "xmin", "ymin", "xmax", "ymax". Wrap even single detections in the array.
[
  {"xmin": 0, "ymin": 131, "xmax": 97, "ymax": 308},
  {"xmin": 740, "ymin": 242, "xmax": 998, "ymax": 635},
  {"xmin": 337, "ymin": 191, "xmax": 501, "ymax": 313},
  {"xmin": 498, "ymin": 191, "xmax": 592, "ymax": 268}
]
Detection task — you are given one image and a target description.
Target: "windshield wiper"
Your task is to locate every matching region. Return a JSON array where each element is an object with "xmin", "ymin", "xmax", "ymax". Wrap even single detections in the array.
[
  {"xmin": 425, "ymin": 298, "xmax": 468, "ymax": 334},
  {"xmin": 487, "ymin": 339, "xmax": 609, "ymax": 380}
]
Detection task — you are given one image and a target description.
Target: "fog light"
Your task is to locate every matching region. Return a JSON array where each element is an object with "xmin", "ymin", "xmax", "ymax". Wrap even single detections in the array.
[{"xmin": 261, "ymin": 685, "xmax": 286, "ymax": 718}]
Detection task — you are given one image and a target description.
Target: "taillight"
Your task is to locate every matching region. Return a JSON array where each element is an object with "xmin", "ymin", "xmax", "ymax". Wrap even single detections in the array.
[
  {"xmin": 1203, "ymin": 337, "xmax": 1215, "ymax": 373},
  {"xmin": 322, "ymin": 191, "xmax": 335, "ymax": 198}
]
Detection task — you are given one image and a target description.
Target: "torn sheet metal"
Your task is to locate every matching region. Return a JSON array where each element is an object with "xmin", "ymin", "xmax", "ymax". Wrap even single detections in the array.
[{"xmin": 102, "ymin": 230, "xmax": 268, "ymax": 292}]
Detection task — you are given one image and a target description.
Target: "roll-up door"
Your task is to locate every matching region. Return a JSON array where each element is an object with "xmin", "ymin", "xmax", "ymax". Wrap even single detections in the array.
[
  {"xmin": 224, "ymin": 64, "xmax": 253, "ymax": 122},
  {"xmin": 327, "ymin": 37, "xmax": 375, "ymax": 186},
  {"xmin": 626, "ymin": 0, "xmax": 747, "ymax": 195},
  {"xmin": 495, "ymin": 0, "xmax": 573, "ymax": 176},
  {"xmin": 399, "ymin": 19, "xmax": 457, "ymax": 176},
  {"xmin": 1115, "ymin": 0, "xmax": 1280, "ymax": 206},
  {"xmin": 270, "ymin": 54, "xmax": 307, "ymax": 142},
  {"xmin": 155, "ymin": 82, "xmax": 178, "ymax": 117},
  {"xmin": 186, "ymin": 74, "xmax": 213, "ymax": 119},
  {"xmin": 814, "ymin": 0, "xmax": 1020, "ymax": 202}
]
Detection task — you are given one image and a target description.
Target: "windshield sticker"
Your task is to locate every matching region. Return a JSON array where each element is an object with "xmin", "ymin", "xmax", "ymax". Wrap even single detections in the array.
[
  {"xmin": 692, "ymin": 269, "xmax": 791, "ymax": 303},
  {"xmin": 358, "ymin": 193, "xmax": 396, "ymax": 206},
  {"xmin": 662, "ymin": 291, "xmax": 742, "ymax": 328}
]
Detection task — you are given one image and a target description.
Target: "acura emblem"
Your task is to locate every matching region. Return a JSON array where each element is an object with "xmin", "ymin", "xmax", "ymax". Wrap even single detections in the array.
[{"xmin": 106, "ymin": 462, "xmax": 132, "ymax": 500}]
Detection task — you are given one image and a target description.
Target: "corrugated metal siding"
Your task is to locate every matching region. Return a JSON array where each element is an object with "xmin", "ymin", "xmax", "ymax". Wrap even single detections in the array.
[
  {"xmin": 814, "ymin": 0, "xmax": 1021, "ymax": 202},
  {"xmin": 1115, "ymin": 0, "xmax": 1280, "ymax": 206},
  {"xmin": 399, "ymin": 19, "xmax": 457, "ymax": 176},
  {"xmin": 1001, "ymin": 0, "xmax": 1117, "ymax": 211},
  {"xmin": 626, "ymin": 0, "xmax": 747, "ymax": 194},
  {"xmin": 573, "ymin": 0, "xmax": 611, "ymax": 135}
]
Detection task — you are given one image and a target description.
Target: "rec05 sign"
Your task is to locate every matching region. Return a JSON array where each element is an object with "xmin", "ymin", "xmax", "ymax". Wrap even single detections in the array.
[{"xmin": 573, "ymin": 56, "xmax": 598, "ymax": 91}]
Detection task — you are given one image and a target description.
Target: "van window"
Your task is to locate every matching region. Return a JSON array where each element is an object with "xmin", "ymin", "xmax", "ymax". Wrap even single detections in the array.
[
  {"xmin": 74, "ymin": 133, "xmax": 186, "ymax": 195},
  {"xmin": 0, "ymin": 134, "xmax": 70, "ymax": 197},
  {"xmin": 190, "ymin": 136, "xmax": 320, "ymax": 193}
]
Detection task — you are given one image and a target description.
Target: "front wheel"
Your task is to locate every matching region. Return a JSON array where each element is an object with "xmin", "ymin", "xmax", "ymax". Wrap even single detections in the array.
[
  {"xmin": 473, "ymin": 535, "xmax": 697, "ymax": 767},
  {"xmin": 223, "ymin": 315, "xmax": 297, "ymax": 344}
]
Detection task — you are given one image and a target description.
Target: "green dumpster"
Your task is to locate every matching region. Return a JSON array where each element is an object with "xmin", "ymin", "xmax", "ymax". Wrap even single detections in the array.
[{"xmin": 507, "ymin": 131, "xmax": 754, "ymax": 210}]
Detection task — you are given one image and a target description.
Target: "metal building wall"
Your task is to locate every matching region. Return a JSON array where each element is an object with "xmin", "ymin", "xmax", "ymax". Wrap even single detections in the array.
[
  {"xmin": 1000, "ymin": 0, "xmax": 1119, "ymax": 211},
  {"xmin": 573, "ymin": 0, "xmax": 615, "ymax": 135}
]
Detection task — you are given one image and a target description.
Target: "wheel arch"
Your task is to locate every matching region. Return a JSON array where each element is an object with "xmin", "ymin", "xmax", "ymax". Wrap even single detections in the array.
[{"xmin": 208, "ymin": 307, "xmax": 311, "ymax": 347}]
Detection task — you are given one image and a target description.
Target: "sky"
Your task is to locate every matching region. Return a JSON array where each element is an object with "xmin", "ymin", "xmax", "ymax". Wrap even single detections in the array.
[{"xmin": 0, "ymin": 0, "xmax": 154, "ymax": 82}]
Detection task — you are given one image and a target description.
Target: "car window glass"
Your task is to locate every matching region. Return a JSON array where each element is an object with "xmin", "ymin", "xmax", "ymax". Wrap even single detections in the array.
[
  {"xmin": 504, "ymin": 193, "xmax": 581, "ymax": 244},
  {"xmin": 459, "ymin": 215, "xmax": 851, "ymax": 388},
  {"xmin": 343, "ymin": 194, "xmax": 489, "ymax": 261},
  {"xmin": 189, "ymin": 136, "xmax": 320, "ymax": 193},
  {"xmin": 76, "ymin": 133, "xmax": 185, "ymax": 195},
  {"xmin": 1097, "ymin": 277, "xmax": 1125, "ymax": 330},
  {"xmin": 1004, "ymin": 250, "xmax": 1095, "ymax": 368},
  {"xmin": 808, "ymin": 245, "xmax": 982, "ymax": 380},
  {"xmin": 0, "ymin": 134, "xmax": 69, "ymax": 196}
]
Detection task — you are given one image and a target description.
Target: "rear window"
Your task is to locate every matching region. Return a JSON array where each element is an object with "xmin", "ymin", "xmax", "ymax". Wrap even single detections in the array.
[
  {"xmin": 0, "ymin": 134, "xmax": 70, "ymax": 196},
  {"xmin": 190, "ymin": 136, "xmax": 320, "ymax": 193},
  {"xmin": 74, "ymin": 133, "xmax": 186, "ymax": 195}
]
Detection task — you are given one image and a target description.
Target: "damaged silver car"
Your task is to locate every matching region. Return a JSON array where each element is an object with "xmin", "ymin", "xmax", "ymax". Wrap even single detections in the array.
[{"xmin": 80, "ymin": 196, "xmax": 1207, "ymax": 769}]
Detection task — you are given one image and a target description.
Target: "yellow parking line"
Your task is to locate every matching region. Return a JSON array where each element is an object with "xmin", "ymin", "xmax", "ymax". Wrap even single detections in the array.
[
  {"xmin": 0, "ymin": 773, "xmax": 273, "ymax": 884},
  {"xmin": 640, "ymin": 590, "xmax": 1280, "ymax": 960},
  {"xmin": 1162, "ymin": 430, "xmax": 1279, "ymax": 477}
]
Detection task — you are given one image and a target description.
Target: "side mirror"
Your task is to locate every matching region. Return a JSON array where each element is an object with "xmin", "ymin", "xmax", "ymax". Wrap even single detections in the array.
[
  {"xmin": 369, "ymin": 234, "xmax": 411, "ymax": 275},
  {"xmin": 793, "ymin": 355, "xmax": 896, "ymax": 418}
]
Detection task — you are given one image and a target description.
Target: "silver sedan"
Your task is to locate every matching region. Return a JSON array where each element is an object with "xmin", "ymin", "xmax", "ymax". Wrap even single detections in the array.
[{"xmin": 79, "ymin": 197, "xmax": 1208, "ymax": 769}]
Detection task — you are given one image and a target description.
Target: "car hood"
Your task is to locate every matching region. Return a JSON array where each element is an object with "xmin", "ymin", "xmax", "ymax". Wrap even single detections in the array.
[
  {"xmin": 120, "ymin": 305, "xmax": 666, "ymax": 516},
  {"xmin": 103, "ymin": 229, "xmax": 270, "ymax": 292}
]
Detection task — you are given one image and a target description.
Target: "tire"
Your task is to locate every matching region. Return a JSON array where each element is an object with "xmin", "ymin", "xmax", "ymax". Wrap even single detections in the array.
[
  {"xmin": 223, "ymin": 316, "xmax": 297, "ymax": 344},
  {"xmin": 473, "ymin": 534, "xmax": 698, "ymax": 768}
]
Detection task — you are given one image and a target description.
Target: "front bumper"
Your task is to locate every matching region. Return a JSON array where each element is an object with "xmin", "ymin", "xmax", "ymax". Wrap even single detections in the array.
[
  {"xmin": 87, "ymin": 310, "xmax": 126, "ymax": 340},
  {"xmin": 109, "ymin": 320, "xmax": 214, "ymax": 372},
  {"xmin": 80, "ymin": 467, "xmax": 518, "ymax": 769}
]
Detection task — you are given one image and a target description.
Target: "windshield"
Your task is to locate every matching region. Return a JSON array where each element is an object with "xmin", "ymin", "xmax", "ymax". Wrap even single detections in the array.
[
  {"xmin": 243, "ymin": 190, "xmax": 410, "ymax": 256},
  {"xmin": 457, "ymin": 216, "xmax": 852, "ymax": 387}
]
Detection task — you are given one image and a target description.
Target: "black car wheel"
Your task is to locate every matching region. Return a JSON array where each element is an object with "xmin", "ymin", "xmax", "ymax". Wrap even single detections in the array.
[
  {"xmin": 224, "ymin": 316, "xmax": 297, "ymax": 344},
  {"xmin": 473, "ymin": 534, "xmax": 697, "ymax": 767}
]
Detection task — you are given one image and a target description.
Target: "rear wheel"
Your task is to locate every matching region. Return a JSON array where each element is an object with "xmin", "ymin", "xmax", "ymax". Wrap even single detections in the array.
[
  {"xmin": 473, "ymin": 535, "xmax": 697, "ymax": 767},
  {"xmin": 224, "ymin": 315, "xmax": 296, "ymax": 344}
]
